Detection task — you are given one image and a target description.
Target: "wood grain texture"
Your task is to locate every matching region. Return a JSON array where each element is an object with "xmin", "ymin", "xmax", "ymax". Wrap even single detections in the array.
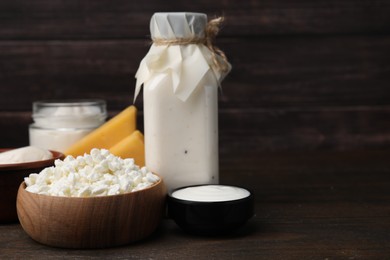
[
  {"xmin": 1, "ymin": 150, "xmax": 390, "ymax": 258},
  {"xmin": 0, "ymin": 36, "xmax": 389, "ymax": 111},
  {"xmin": 0, "ymin": 1, "xmax": 389, "ymax": 150},
  {"xmin": 0, "ymin": 0, "xmax": 389, "ymax": 40},
  {"xmin": 0, "ymin": 2, "xmax": 389, "ymax": 258},
  {"xmin": 3, "ymin": 107, "xmax": 390, "ymax": 151},
  {"xmin": 16, "ymin": 179, "xmax": 166, "ymax": 248}
]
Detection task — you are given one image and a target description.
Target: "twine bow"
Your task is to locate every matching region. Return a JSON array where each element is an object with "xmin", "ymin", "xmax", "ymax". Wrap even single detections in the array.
[{"xmin": 152, "ymin": 16, "xmax": 230, "ymax": 74}]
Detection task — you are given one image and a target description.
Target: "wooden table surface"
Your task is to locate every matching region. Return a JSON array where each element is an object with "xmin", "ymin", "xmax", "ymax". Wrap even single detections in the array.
[{"xmin": 1, "ymin": 149, "xmax": 390, "ymax": 259}]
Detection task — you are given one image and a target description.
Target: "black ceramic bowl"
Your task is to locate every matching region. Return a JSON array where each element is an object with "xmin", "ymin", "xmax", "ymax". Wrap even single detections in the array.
[{"xmin": 167, "ymin": 184, "xmax": 254, "ymax": 235}]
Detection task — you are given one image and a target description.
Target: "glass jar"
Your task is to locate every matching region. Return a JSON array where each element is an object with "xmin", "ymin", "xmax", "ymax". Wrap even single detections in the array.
[
  {"xmin": 135, "ymin": 12, "xmax": 231, "ymax": 191},
  {"xmin": 29, "ymin": 99, "xmax": 107, "ymax": 152}
]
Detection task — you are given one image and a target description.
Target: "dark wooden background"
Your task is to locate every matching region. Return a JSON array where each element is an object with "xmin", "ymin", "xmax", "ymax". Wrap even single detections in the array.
[
  {"xmin": 2, "ymin": 2, "xmax": 390, "ymax": 258},
  {"xmin": 1, "ymin": 0, "xmax": 390, "ymax": 154}
]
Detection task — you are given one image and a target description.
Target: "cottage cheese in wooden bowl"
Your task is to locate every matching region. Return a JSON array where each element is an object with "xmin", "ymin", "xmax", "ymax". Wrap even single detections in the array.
[{"xmin": 17, "ymin": 148, "xmax": 166, "ymax": 248}]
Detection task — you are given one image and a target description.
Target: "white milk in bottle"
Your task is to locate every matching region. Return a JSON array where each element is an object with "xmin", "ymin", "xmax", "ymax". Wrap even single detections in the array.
[{"xmin": 134, "ymin": 12, "xmax": 231, "ymax": 191}]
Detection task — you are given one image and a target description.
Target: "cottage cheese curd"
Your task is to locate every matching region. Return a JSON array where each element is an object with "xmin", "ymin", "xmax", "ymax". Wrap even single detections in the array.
[{"xmin": 24, "ymin": 148, "xmax": 160, "ymax": 197}]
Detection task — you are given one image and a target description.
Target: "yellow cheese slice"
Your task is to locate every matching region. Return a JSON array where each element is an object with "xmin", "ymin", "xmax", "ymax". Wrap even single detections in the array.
[
  {"xmin": 109, "ymin": 130, "xmax": 145, "ymax": 167},
  {"xmin": 65, "ymin": 105, "xmax": 137, "ymax": 157}
]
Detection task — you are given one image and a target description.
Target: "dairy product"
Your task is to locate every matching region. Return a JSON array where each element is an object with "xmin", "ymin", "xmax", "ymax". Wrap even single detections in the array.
[
  {"xmin": 65, "ymin": 106, "xmax": 137, "ymax": 157},
  {"xmin": 171, "ymin": 185, "xmax": 250, "ymax": 202},
  {"xmin": 0, "ymin": 146, "xmax": 53, "ymax": 164},
  {"xmin": 29, "ymin": 100, "xmax": 107, "ymax": 152},
  {"xmin": 30, "ymin": 128, "xmax": 95, "ymax": 153},
  {"xmin": 144, "ymin": 74, "xmax": 219, "ymax": 191},
  {"xmin": 24, "ymin": 148, "xmax": 159, "ymax": 197},
  {"xmin": 109, "ymin": 130, "xmax": 145, "ymax": 166},
  {"xmin": 135, "ymin": 13, "xmax": 231, "ymax": 191}
]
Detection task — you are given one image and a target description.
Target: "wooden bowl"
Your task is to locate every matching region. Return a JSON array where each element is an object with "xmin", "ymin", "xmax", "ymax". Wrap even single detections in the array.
[
  {"xmin": 0, "ymin": 149, "xmax": 64, "ymax": 223},
  {"xmin": 16, "ymin": 178, "xmax": 167, "ymax": 248}
]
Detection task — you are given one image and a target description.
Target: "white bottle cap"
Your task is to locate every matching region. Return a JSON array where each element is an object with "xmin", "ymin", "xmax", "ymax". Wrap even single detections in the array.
[{"xmin": 150, "ymin": 12, "xmax": 207, "ymax": 39}]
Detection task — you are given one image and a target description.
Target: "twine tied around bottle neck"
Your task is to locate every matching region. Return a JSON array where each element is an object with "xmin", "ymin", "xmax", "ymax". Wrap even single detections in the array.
[{"xmin": 152, "ymin": 17, "xmax": 230, "ymax": 74}]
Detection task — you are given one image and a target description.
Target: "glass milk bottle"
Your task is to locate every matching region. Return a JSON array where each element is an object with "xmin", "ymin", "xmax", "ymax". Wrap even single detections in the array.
[{"xmin": 134, "ymin": 12, "xmax": 231, "ymax": 191}]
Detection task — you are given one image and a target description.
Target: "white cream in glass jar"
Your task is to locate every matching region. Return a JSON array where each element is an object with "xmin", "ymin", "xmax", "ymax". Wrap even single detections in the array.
[
  {"xmin": 135, "ymin": 13, "xmax": 231, "ymax": 191},
  {"xmin": 29, "ymin": 100, "xmax": 107, "ymax": 153}
]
